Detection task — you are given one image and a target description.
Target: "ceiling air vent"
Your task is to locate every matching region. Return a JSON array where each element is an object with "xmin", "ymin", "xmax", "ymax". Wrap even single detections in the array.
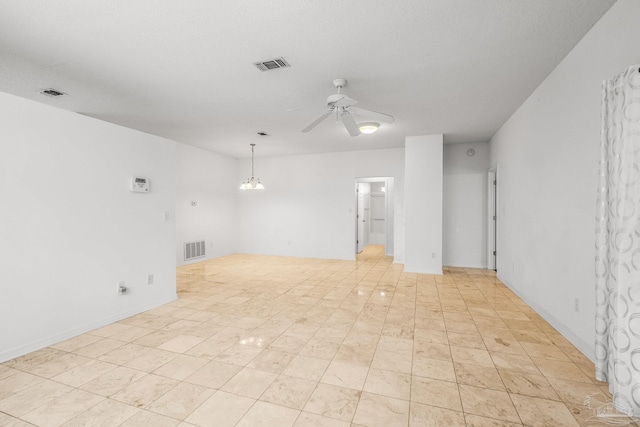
[
  {"xmin": 253, "ymin": 57, "xmax": 290, "ymax": 72},
  {"xmin": 40, "ymin": 88, "xmax": 66, "ymax": 97}
]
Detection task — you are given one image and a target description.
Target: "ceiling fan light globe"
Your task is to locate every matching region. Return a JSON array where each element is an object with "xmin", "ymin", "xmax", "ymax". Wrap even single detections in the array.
[{"xmin": 359, "ymin": 122, "xmax": 380, "ymax": 134}]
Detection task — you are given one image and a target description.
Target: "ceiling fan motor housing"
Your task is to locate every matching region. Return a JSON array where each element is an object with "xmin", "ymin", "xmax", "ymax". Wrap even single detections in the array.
[
  {"xmin": 327, "ymin": 94, "xmax": 344, "ymax": 104},
  {"xmin": 327, "ymin": 93, "xmax": 356, "ymax": 106}
]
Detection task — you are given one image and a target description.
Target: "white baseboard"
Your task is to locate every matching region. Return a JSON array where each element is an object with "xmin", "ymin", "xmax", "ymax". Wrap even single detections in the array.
[
  {"xmin": 404, "ymin": 264, "xmax": 443, "ymax": 275},
  {"xmin": 443, "ymin": 261, "xmax": 487, "ymax": 269},
  {"xmin": 0, "ymin": 293, "xmax": 177, "ymax": 363},
  {"xmin": 497, "ymin": 274, "xmax": 595, "ymax": 363}
]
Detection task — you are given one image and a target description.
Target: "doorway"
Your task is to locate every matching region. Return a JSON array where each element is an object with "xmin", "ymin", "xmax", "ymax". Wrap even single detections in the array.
[
  {"xmin": 487, "ymin": 165, "xmax": 498, "ymax": 271},
  {"xmin": 355, "ymin": 177, "xmax": 394, "ymax": 257}
]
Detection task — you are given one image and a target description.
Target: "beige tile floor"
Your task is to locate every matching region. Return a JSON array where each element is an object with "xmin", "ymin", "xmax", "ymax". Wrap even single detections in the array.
[{"xmin": 1, "ymin": 245, "xmax": 636, "ymax": 426}]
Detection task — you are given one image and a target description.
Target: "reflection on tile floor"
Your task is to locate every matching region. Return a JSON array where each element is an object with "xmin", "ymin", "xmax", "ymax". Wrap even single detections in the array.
[{"xmin": 1, "ymin": 245, "xmax": 634, "ymax": 426}]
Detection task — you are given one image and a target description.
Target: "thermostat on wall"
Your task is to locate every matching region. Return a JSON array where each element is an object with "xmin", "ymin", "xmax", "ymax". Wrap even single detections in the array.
[{"xmin": 130, "ymin": 177, "xmax": 150, "ymax": 193}]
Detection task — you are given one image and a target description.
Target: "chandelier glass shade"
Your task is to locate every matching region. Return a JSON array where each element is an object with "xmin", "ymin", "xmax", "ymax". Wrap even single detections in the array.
[{"xmin": 240, "ymin": 144, "xmax": 264, "ymax": 190}]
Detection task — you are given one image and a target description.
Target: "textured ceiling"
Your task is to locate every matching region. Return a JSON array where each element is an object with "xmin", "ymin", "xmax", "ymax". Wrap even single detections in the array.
[{"xmin": 0, "ymin": 0, "xmax": 616, "ymax": 158}]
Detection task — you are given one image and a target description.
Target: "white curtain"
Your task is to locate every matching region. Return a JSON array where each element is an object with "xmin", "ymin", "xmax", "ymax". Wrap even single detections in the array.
[{"xmin": 596, "ymin": 64, "xmax": 640, "ymax": 417}]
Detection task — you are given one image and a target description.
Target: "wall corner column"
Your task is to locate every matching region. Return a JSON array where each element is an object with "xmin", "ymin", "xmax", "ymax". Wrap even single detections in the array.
[{"xmin": 404, "ymin": 134, "xmax": 443, "ymax": 274}]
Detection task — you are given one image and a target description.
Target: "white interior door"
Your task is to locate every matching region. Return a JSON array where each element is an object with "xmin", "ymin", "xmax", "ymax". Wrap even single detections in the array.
[
  {"xmin": 357, "ymin": 187, "xmax": 365, "ymax": 253},
  {"xmin": 363, "ymin": 193, "xmax": 370, "ymax": 246}
]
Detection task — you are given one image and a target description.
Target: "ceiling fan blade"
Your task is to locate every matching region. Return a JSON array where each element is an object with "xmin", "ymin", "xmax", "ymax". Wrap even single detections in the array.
[
  {"xmin": 340, "ymin": 113, "xmax": 361, "ymax": 137},
  {"xmin": 286, "ymin": 106, "xmax": 326, "ymax": 112},
  {"xmin": 302, "ymin": 110, "xmax": 332, "ymax": 132},
  {"xmin": 353, "ymin": 107, "xmax": 395, "ymax": 123}
]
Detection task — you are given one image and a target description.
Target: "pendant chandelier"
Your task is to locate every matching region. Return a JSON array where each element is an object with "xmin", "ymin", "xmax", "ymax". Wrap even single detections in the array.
[{"xmin": 239, "ymin": 143, "xmax": 264, "ymax": 190}]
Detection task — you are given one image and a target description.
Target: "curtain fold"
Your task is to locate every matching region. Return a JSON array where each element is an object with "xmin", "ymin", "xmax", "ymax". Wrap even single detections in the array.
[{"xmin": 595, "ymin": 64, "xmax": 640, "ymax": 417}]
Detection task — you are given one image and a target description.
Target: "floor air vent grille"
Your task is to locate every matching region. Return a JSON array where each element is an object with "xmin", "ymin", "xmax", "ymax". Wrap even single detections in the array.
[{"xmin": 184, "ymin": 240, "xmax": 205, "ymax": 261}]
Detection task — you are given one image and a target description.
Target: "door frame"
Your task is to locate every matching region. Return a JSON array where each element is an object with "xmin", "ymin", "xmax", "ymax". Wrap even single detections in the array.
[
  {"xmin": 487, "ymin": 164, "xmax": 499, "ymax": 271},
  {"xmin": 355, "ymin": 177, "xmax": 394, "ymax": 257},
  {"xmin": 355, "ymin": 182, "xmax": 359, "ymax": 254}
]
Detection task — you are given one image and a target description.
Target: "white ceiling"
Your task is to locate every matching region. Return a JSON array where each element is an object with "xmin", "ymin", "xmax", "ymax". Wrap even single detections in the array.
[{"xmin": 0, "ymin": 0, "xmax": 615, "ymax": 158}]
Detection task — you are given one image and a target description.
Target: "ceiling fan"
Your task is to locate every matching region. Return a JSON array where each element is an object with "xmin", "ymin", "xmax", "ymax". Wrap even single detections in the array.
[{"xmin": 300, "ymin": 78, "xmax": 394, "ymax": 137}]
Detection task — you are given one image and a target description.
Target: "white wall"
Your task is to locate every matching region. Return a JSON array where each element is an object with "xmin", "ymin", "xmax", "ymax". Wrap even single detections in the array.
[
  {"xmin": 236, "ymin": 148, "xmax": 405, "ymax": 263},
  {"xmin": 175, "ymin": 144, "xmax": 238, "ymax": 266},
  {"xmin": 443, "ymin": 142, "xmax": 489, "ymax": 268},
  {"xmin": 404, "ymin": 135, "xmax": 443, "ymax": 274},
  {"xmin": 370, "ymin": 182, "xmax": 385, "ymax": 193},
  {"xmin": 0, "ymin": 91, "xmax": 177, "ymax": 362},
  {"xmin": 489, "ymin": 0, "xmax": 640, "ymax": 359},
  {"xmin": 368, "ymin": 181, "xmax": 386, "ymax": 246}
]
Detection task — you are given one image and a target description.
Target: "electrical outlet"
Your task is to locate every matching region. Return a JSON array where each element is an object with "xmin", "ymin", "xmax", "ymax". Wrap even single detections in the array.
[
  {"xmin": 431, "ymin": 252, "xmax": 436, "ymax": 259},
  {"xmin": 148, "ymin": 274, "xmax": 154, "ymax": 285},
  {"xmin": 117, "ymin": 281, "xmax": 127, "ymax": 295},
  {"xmin": 574, "ymin": 298, "xmax": 580, "ymax": 313}
]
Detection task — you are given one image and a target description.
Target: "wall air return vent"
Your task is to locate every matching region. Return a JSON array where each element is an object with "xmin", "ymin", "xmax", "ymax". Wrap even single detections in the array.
[
  {"xmin": 40, "ymin": 88, "xmax": 66, "ymax": 97},
  {"xmin": 184, "ymin": 240, "xmax": 206, "ymax": 261},
  {"xmin": 253, "ymin": 57, "xmax": 290, "ymax": 72}
]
